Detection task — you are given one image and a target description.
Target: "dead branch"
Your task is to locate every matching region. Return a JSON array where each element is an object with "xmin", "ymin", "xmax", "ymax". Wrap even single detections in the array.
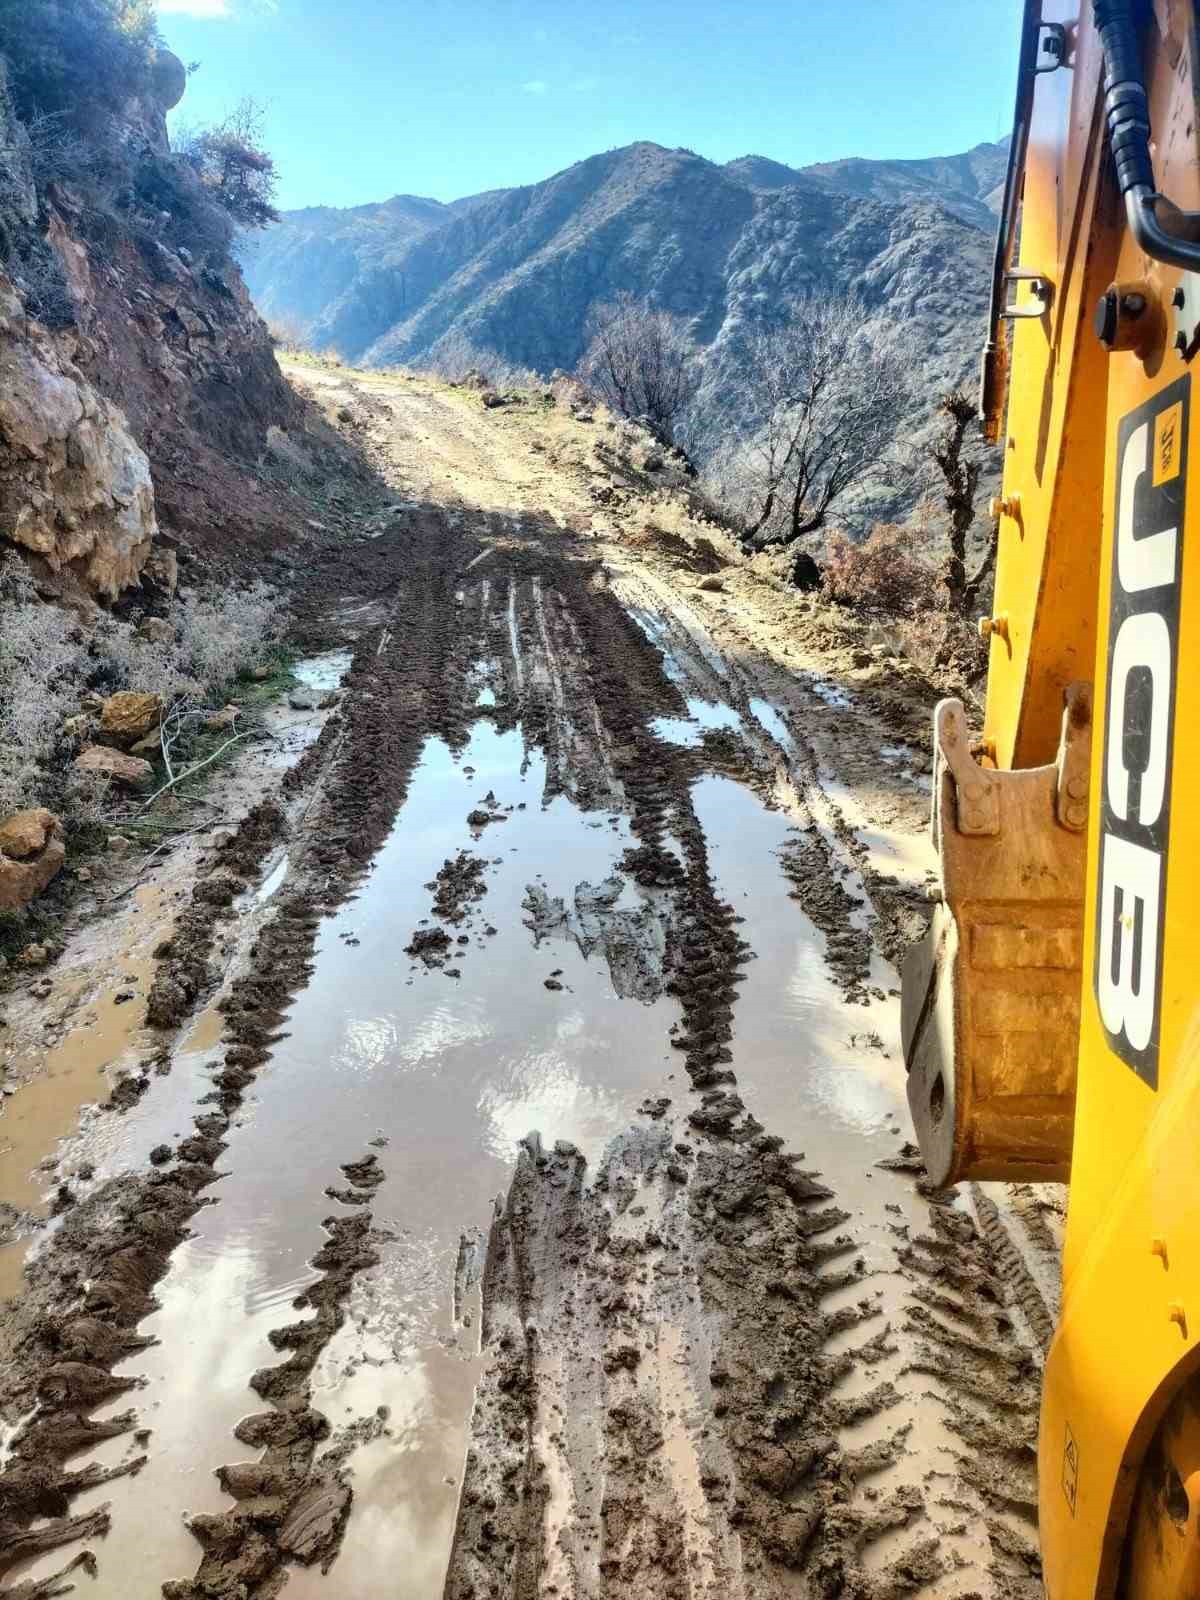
[{"xmin": 136, "ymin": 731, "xmax": 250, "ymax": 814}]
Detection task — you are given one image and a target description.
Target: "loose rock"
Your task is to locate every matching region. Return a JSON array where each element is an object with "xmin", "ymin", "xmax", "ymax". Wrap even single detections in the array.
[
  {"xmin": 99, "ymin": 691, "xmax": 163, "ymax": 747},
  {"xmin": 75, "ymin": 746, "xmax": 155, "ymax": 793}
]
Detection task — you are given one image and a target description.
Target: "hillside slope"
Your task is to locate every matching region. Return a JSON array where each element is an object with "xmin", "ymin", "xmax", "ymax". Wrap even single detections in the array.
[
  {"xmin": 0, "ymin": 25, "xmax": 348, "ymax": 601},
  {"xmin": 780, "ymin": 138, "xmax": 1008, "ymax": 226},
  {"xmin": 239, "ymin": 138, "xmax": 1003, "ymax": 377}
]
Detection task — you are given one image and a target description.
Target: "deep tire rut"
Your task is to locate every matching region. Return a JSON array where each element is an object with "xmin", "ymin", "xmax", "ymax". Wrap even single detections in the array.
[{"xmin": 0, "ymin": 375, "xmax": 1051, "ymax": 1600}]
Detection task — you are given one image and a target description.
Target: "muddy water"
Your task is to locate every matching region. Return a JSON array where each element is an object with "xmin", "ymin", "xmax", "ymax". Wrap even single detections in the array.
[
  {"xmin": 5, "ymin": 610, "xmax": 996, "ymax": 1597},
  {"xmin": 14, "ymin": 722, "xmax": 680, "ymax": 1597},
  {"xmin": 0, "ymin": 884, "xmax": 168, "ymax": 1300},
  {"xmin": 694, "ymin": 775, "xmax": 993, "ymax": 1590},
  {"xmin": 0, "ymin": 650, "xmax": 353, "ymax": 1301}
]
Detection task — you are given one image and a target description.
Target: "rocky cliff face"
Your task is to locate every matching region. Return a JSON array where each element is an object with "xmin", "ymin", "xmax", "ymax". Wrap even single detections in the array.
[
  {"xmin": 0, "ymin": 43, "xmax": 301, "ymax": 600},
  {"xmin": 0, "ymin": 62, "xmax": 158, "ymax": 598},
  {"xmin": 0, "ymin": 271, "xmax": 156, "ymax": 597}
]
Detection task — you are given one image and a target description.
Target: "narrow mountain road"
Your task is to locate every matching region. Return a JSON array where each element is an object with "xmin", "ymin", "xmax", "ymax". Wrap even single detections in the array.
[{"xmin": 0, "ymin": 366, "xmax": 1057, "ymax": 1600}]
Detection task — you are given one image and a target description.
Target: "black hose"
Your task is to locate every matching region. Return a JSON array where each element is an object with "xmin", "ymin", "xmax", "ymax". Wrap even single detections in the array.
[
  {"xmin": 979, "ymin": 0, "xmax": 1043, "ymax": 435},
  {"xmin": 1094, "ymin": 0, "xmax": 1155, "ymax": 195},
  {"xmin": 1093, "ymin": 0, "xmax": 1200, "ymax": 271}
]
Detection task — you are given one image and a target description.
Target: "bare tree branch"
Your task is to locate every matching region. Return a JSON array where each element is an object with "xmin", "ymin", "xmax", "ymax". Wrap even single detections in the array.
[
  {"xmin": 716, "ymin": 294, "xmax": 913, "ymax": 574},
  {"xmin": 577, "ymin": 292, "xmax": 700, "ymax": 447}
]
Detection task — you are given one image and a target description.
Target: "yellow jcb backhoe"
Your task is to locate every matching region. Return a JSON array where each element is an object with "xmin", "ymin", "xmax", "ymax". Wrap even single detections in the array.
[{"xmin": 901, "ymin": 1, "xmax": 1200, "ymax": 1592}]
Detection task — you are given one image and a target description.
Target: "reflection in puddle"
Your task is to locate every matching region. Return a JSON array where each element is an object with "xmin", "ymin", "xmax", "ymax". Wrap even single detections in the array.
[
  {"xmin": 799, "ymin": 670, "xmax": 853, "ymax": 710},
  {"xmin": 747, "ymin": 695, "xmax": 795, "ymax": 753},
  {"xmin": 255, "ymin": 852, "xmax": 289, "ymax": 904},
  {"xmin": 40, "ymin": 723, "xmax": 677, "ymax": 1599},
  {"xmin": 5, "ymin": 620, "xmax": 950, "ymax": 1595},
  {"xmin": 694, "ymin": 774, "xmax": 903, "ymax": 1152},
  {"xmin": 651, "ymin": 699, "xmax": 744, "ymax": 748}
]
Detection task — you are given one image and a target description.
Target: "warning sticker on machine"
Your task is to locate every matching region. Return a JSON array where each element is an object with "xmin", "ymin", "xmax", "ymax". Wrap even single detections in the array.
[
  {"xmin": 1094, "ymin": 377, "xmax": 1189, "ymax": 1089},
  {"xmin": 1154, "ymin": 400, "xmax": 1183, "ymax": 486}
]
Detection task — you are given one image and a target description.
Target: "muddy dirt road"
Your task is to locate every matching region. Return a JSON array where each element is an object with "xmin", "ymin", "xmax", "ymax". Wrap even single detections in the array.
[{"xmin": 0, "ymin": 369, "xmax": 1060, "ymax": 1599}]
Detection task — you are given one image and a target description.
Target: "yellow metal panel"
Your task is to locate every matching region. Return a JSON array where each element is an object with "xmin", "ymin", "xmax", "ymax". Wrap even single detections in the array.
[
  {"xmin": 1039, "ymin": 10, "xmax": 1200, "ymax": 1594},
  {"xmin": 983, "ymin": 9, "xmax": 1117, "ymax": 772}
]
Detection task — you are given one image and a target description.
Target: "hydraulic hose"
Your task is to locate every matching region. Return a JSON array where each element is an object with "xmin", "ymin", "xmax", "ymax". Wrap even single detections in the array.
[
  {"xmin": 979, "ymin": 0, "xmax": 1043, "ymax": 435},
  {"xmin": 1094, "ymin": 0, "xmax": 1200, "ymax": 271}
]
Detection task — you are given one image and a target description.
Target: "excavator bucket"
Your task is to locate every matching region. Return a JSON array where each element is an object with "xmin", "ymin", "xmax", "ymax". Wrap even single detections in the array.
[{"xmin": 900, "ymin": 685, "xmax": 1091, "ymax": 1185}]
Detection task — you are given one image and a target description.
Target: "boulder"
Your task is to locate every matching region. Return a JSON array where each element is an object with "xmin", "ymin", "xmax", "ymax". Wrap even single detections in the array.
[
  {"xmin": 792, "ymin": 551, "xmax": 822, "ymax": 591},
  {"xmin": 288, "ymin": 689, "xmax": 316, "ymax": 711},
  {"xmin": 696, "ymin": 574, "xmax": 726, "ymax": 593},
  {"xmin": 75, "ymin": 745, "xmax": 155, "ymax": 792},
  {"xmin": 0, "ymin": 811, "xmax": 65, "ymax": 912},
  {"xmin": 0, "ymin": 807, "xmax": 57, "ymax": 861},
  {"xmin": 149, "ymin": 48, "xmax": 188, "ymax": 112},
  {"xmin": 100, "ymin": 691, "xmax": 162, "ymax": 746}
]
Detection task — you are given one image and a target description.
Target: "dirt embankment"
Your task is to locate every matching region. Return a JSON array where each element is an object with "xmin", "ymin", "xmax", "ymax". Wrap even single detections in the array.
[{"xmin": 0, "ymin": 365, "xmax": 1055, "ymax": 1600}]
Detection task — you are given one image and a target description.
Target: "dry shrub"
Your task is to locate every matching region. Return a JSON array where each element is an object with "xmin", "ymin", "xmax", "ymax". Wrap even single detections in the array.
[
  {"xmin": 0, "ymin": 557, "xmax": 96, "ymax": 819},
  {"xmin": 95, "ymin": 580, "xmax": 281, "ymax": 701},
  {"xmin": 899, "ymin": 606, "xmax": 988, "ymax": 682},
  {"xmin": 426, "ymin": 331, "xmax": 540, "ymax": 390},
  {"xmin": 822, "ymin": 525, "xmax": 931, "ymax": 614},
  {"xmin": 822, "ymin": 525, "xmax": 987, "ymax": 683},
  {"xmin": 0, "ymin": 559, "xmax": 280, "ymax": 825}
]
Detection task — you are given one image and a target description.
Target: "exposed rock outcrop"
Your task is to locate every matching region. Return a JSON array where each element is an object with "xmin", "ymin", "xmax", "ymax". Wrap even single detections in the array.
[
  {"xmin": 0, "ymin": 270, "xmax": 157, "ymax": 597},
  {"xmin": 0, "ymin": 36, "xmax": 308, "ymax": 599}
]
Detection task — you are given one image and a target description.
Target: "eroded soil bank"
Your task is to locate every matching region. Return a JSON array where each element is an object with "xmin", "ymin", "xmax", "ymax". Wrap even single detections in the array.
[{"xmin": 0, "ymin": 368, "xmax": 1060, "ymax": 1600}]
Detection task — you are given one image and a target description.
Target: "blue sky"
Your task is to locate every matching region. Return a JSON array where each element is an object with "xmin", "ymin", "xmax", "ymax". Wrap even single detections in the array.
[{"xmin": 156, "ymin": 0, "xmax": 1026, "ymax": 211}]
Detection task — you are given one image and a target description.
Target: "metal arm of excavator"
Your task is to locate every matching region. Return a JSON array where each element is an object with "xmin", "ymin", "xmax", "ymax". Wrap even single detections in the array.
[{"xmin": 902, "ymin": 2, "xmax": 1200, "ymax": 1595}]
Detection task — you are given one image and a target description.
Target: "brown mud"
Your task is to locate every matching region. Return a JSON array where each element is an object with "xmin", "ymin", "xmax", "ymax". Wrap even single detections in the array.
[{"xmin": 0, "ymin": 366, "xmax": 1058, "ymax": 1599}]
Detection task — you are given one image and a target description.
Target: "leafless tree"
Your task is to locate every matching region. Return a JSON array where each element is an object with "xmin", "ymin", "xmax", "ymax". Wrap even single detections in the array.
[
  {"xmin": 931, "ymin": 389, "xmax": 996, "ymax": 615},
  {"xmin": 578, "ymin": 292, "xmax": 700, "ymax": 446},
  {"xmin": 728, "ymin": 294, "xmax": 912, "ymax": 569}
]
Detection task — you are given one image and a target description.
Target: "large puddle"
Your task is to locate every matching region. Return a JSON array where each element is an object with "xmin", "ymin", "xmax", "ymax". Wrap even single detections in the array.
[
  {"xmin": 14, "ymin": 722, "xmax": 683, "ymax": 1596},
  {"xmin": 7, "ymin": 619, "xmax": 963, "ymax": 1595}
]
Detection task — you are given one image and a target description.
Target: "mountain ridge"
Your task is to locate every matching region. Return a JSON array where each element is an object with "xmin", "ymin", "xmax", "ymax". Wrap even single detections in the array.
[
  {"xmin": 239, "ymin": 135, "xmax": 1000, "ymax": 526},
  {"xmin": 240, "ymin": 136, "xmax": 1005, "ymax": 362}
]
